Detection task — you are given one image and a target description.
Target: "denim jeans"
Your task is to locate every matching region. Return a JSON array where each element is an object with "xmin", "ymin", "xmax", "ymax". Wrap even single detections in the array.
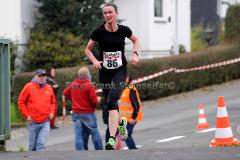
[
  {"xmin": 27, "ymin": 120, "xmax": 50, "ymax": 151},
  {"xmin": 125, "ymin": 123, "xmax": 137, "ymax": 149},
  {"xmin": 71, "ymin": 112, "xmax": 103, "ymax": 150}
]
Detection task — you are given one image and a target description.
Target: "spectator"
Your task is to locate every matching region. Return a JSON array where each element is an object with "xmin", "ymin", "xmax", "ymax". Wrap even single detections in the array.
[
  {"xmin": 119, "ymin": 76, "xmax": 143, "ymax": 149},
  {"xmin": 46, "ymin": 67, "xmax": 59, "ymax": 129},
  {"xmin": 18, "ymin": 69, "xmax": 56, "ymax": 151},
  {"xmin": 62, "ymin": 67, "xmax": 103, "ymax": 150}
]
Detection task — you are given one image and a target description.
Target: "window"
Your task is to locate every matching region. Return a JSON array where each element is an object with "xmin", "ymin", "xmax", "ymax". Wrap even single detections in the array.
[{"xmin": 154, "ymin": 0, "xmax": 163, "ymax": 17}]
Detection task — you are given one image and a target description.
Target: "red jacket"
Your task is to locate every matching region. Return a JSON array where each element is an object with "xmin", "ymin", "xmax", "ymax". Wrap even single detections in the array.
[
  {"xmin": 63, "ymin": 79, "xmax": 97, "ymax": 114},
  {"xmin": 18, "ymin": 81, "xmax": 56, "ymax": 123}
]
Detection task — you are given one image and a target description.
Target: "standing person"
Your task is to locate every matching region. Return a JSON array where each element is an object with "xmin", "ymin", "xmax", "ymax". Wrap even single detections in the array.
[
  {"xmin": 46, "ymin": 67, "xmax": 59, "ymax": 129},
  {"xmin": 62, "ymin": 67, "xmax": 103, "ymax": 150},
  {"xmin": 18, "ymin": 69, "xmax": 56, "ymax": 151},
  {"xmin": 119, "ymin": 76, "xmax": 143, "ymax": 149},
  {"xmin": 85, "ymin": 3, "xmax": 140, "ymax": 150}
]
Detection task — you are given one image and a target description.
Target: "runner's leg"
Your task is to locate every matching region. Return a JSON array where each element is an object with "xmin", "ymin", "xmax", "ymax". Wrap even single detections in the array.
[{"xmin": 106, "ymin": 67, "xmax": 127, "ymax": 149}]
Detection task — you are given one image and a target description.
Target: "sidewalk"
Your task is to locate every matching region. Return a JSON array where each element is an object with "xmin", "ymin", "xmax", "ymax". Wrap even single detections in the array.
[{"xmin": 7, "ymin": 110, "xmax": 106, "ymax": 151}]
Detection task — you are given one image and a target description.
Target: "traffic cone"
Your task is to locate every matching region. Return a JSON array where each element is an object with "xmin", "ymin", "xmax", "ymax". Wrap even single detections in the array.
[
  {"xmin": 196, "ymin": 104, "xmax": 210, "ymax": 129},
  {"xmin": 209, "ymin": 96, "xmax": 239, "ymax": 147}
]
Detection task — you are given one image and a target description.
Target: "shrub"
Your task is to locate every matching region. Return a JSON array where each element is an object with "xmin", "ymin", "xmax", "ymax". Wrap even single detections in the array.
[
  {"xmin": 13, "ymin": 43, "xmax": 240, "ymax": 114},
  {"xmin": 218, "ymin": 22, "xmax": 225, "ymax": 43},
  {"xmin": 179, "ymin": 44, "xmax": 186, "ymax": 54},
  {"xmin": 225, "ymin": 5, "xmax": 240, "ymax": 41},
  {"xmin": 25, "ymin": 31, "xmax": 87, "ymax": 70},
  {"xmin": 10, "ymin": 102, "xmax": 23, "ymax": 124},
  {"xmin": 191, "ymin": 24, "xmax": 207, "ymax": 51}
]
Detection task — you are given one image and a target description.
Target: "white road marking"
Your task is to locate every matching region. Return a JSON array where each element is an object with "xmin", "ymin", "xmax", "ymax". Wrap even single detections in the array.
[
  {"xmin": 156, "ymin": 136, "xmax": 186, "ymax": 143},
  {"xmin": 123, "ymin": 145, "xmax": 143, "ymax": 150},
  {"xmin": 196, "ymin": 128, "xmax": 216, "ymax": 133}
]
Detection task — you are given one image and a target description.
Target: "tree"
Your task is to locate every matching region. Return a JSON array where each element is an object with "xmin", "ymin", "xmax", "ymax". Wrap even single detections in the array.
[{"xmin": 34, "ymin": 0, "xmax": 105, "ymax": 38}]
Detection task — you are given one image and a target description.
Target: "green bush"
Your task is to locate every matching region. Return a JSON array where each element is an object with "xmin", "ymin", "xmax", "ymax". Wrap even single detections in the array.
[
  {"xmin": 13, "ymin": 43, "xmax": 240, "ymax": 112},
  {"xmin": 225, "ymin": 5, "xmax": 240, "ymax": 41},
  {"xmin": 179, "ymin": 44, "xmax": 186, "ymax": 54},
  {"xmin": 191, "ymin": 24, "xmax": 207, "ymax": 51},
  {"xmin": 218, "ymin": 23, "xmax": 225, "ymax": 43},
  {"xmin": 25, "ymin": 31, "xmax": 87, "ymax": 70},
  {"xmin": 10, "ymin": 102, "xmax": 23, "ymax": 124}
]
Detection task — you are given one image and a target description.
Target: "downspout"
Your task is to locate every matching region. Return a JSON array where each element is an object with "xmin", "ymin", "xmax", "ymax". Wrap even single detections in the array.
[{"xmin": 175, "ymin": 0, "xmax": 179, "ymax": 54}]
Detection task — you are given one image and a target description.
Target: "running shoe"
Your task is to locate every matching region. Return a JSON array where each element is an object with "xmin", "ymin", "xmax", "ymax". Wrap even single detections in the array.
[
  {"xmin": 105, "ymin": 137, "xmax": 116, "ymax": 150},
  {"xmin": 118, "ymin": 117, "xmax": 128, "ymax": 141}
]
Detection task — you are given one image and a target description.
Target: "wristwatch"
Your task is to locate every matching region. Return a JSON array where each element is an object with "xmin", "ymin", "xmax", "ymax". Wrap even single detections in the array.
[{"xmin": 133, "ymin": 51, "xmax": 139, "ymax": 56}]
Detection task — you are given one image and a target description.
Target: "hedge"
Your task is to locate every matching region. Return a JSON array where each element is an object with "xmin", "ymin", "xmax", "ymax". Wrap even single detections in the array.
[{"xmin": 12, "ymin": 43, "xmax": 240, "ymax": 115}]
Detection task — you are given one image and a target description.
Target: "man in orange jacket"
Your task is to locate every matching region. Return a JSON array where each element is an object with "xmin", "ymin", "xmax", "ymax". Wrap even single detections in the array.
[
  {"xmin": 18, "ymin": 69, "xmax": 56, "ymax": 151},
  {"xmin": 119, "ymin": 76, "xmax": 143, "ymax": 149}
]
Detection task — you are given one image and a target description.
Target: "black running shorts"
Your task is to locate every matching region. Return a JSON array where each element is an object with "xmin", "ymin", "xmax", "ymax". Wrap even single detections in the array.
[{"xmin": 99, "ymin": 66, "xmax": 127, "ymax": 111}]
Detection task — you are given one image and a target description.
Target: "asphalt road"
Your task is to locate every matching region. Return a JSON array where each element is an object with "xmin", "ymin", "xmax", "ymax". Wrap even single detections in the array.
[{"xmin": 2, "ymin": 79, "xmax": 240, "ymax": 159}]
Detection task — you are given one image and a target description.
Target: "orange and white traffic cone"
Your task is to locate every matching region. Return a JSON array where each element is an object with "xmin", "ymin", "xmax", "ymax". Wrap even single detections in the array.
[
  {"xmin": 209, "ymin": 96, "xmax": 239, "ymax": 147},
  {"xmin": 196, "ymin": 104, "xmax": 210, "ymax": 129}
]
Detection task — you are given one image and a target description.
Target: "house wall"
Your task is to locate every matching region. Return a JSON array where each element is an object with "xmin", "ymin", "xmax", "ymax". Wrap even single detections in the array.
[
  {"xmin": 0, "ymin": 0, "xmax": 38, "ymax": 44},
  {"xmin": 116, "ymin": 0, "xmax": 191, "ymax": 58},
  {"xmin": 191, "ymin": 0, "xmax": 219, "ymax": 27},
  {"xmin": 0, "ymin": 0, "xmax": 39, "ymax": 71},
  {"xmin": 177, "ymin": 0, "xmax": 191, "ymax": 52},
  {"xmin": 191, "ymin": 0, "xmax": 220, "ymax": 45},
  {"xmin": 0, "ymin": 0, "xmax": 21, "ymax": 41},
  {"xmin": 115, "ymin": 0, "xmax": 151, "ymax": 58}
]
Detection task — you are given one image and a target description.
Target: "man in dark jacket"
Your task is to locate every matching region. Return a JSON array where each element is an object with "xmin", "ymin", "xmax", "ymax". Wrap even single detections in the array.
[{"xmin": 62, "ymin": 67, "xmax": 103, "ymax": 150}]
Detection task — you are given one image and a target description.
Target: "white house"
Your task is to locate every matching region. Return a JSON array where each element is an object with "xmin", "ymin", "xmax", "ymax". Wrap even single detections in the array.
[
  {"xmin": 114, "ymin": 0, "xmax": 191, "ymax": 58},
  {"xmin": 0, "ymin": 0, "xmax": 39, "ymax": 71}
]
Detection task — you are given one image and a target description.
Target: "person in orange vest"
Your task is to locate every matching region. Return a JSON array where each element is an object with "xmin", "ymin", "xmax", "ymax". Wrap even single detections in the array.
[{"xmin": 119, "ymin": 76, "xmax": 143, "ymax": 149}]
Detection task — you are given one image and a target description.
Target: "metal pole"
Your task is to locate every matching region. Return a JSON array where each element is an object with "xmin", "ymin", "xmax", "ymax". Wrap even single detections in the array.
[{"xmin": 0, "ymin": 39, "xmax": 11, "ymax": 152}]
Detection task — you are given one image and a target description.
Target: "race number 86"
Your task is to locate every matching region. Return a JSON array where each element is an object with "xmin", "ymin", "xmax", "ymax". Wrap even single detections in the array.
[{"xmin": 107, "ymin": 59, "xmax": 118, "ymax": 67}]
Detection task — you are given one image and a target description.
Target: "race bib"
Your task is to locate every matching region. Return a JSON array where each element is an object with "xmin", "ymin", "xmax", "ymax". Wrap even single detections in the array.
[{"xmin": 103, "ymin": 51, "xmax": 123, "ymax": 69}]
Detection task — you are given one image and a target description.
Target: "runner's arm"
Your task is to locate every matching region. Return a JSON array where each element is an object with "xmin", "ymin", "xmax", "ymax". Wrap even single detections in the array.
[
  {"xmin": 85, "ymin": 40, "xmax": 97, "ymax": 63},
  {"xmin": 129, "ymin": 35, "xmax": 139, "ymax": 53},
  {"xmin": 85, "ymin": 40, "xmax": 102, "ymax": 69},
  {"xmin": 129, "ymin": 35, "xmax": 140, "ymax": 65}
]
